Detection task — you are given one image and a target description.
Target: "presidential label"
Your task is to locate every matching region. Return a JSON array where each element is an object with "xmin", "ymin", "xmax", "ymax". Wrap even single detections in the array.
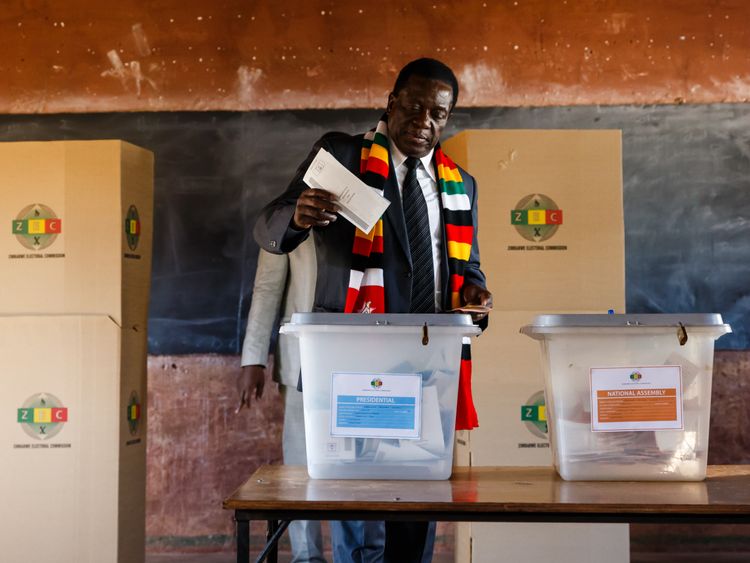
[{"xmin": 330, "ymin": 372, "xmax": 422, "ymax": 439}]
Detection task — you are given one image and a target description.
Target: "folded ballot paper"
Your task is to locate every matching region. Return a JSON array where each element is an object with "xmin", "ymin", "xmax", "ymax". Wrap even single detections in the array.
[
  {"xmin": 303, "ymin": 147, "xmax": 390, "ymax": 234},
  {"xmin": 374, "ymin": 386, "xmax": 446, "ymax": 462}
]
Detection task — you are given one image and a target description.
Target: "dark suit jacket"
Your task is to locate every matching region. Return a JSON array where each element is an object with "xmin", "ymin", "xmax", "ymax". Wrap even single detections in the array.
[{"xmin": 253, "ymin": 132, "xmax": 487, "ymax": 315}]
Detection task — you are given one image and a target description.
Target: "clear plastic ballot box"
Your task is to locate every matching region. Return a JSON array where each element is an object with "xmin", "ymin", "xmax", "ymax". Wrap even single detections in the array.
[
  {"xmin": 521, "ymin": 314, "xmax": 731, "ymax": 481},
  {"xmin": 280, "ymin": 313, "xmax": 481, "ymax": 480}
]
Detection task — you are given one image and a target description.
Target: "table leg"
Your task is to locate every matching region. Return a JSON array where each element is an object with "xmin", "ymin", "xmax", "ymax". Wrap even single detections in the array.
[
  {"xmin": 266, "ymin": 520, "xmax": 279, "ymax": 563},
  {"xmin": 254, "ymin": 519, "xmax": 291, "ymax": 563},
  {"xmin": 236, "ymin": 513, "xmax": 250, "ymax": 563}
]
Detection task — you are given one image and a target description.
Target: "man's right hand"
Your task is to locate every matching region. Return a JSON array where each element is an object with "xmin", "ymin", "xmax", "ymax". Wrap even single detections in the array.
[
  {"xmin": 293, "ymin": 188, "xmax": 339, "ymax": 229},
  {"xmin": 236, "ymin": 365, "xmax": 266, "ymax": 413}
]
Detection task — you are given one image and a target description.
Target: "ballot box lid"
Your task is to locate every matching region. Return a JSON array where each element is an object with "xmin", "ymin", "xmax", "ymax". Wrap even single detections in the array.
[
  {"xmin": 526, "ymin": 313, "xmax": 727, "ymax": 329},
  {"xmin": 288, "ymin": 312, "xmax": 476, "ymax": 327},
  {"xmin": 521, "ymin": 313, "xmax": 731, "ymax": 341}
]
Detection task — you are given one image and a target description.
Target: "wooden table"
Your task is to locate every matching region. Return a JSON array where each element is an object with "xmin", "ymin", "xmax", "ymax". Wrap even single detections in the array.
[{"xmin": 223, "ymin": 465, "xmax": 750, "ymax": 563}]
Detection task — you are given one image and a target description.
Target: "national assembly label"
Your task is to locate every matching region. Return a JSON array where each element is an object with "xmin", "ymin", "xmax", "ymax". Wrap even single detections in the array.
[{"xmin": 590, "ymin": 365, "xmax": 684, "ymax": 432}]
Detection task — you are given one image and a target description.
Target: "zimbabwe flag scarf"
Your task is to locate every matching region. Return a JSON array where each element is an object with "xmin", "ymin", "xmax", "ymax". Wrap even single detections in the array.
[{"xmin": 343, "ymin": 115, "xmax": 479, "ymax": 430}]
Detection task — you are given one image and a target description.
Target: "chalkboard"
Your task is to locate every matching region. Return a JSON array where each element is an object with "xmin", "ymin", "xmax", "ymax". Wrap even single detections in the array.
[{"xmin": 0, "ymin": 105, "xmax": 747, "ymax": 352}]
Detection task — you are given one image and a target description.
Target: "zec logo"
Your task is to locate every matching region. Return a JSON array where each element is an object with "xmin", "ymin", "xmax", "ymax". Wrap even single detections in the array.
[
  {"xmin": 124, "ymin": 205, "xmax": 141, "ymax": 251},
  {"xmin": 520, "ymin": 390, "xmax": 548, "ymax": 440},
  {"xmin": 370, "ymin": 378, "xmax": 383, "ymax": 389},
  {"xmin": 126, "ymin": 391, "xmax": 142, "ymax": 436},
  {"xmin": 11, "ymin": 204, "xmax": 62, "ymax": 250},
  {"xmin": 17, "ymin": 393, "xmax": 68, "ymax": 440},
  {"xmin": 510, "ymin": 194, "xmax": 563, "ymax": 242},
  {"xmin": 630, "ymin": 371, "xmax": 643, "ymax": 381}
]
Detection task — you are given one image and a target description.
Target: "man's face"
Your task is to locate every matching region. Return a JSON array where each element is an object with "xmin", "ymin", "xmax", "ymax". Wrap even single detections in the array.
[{"xmin": 386, "ymin": 75, "xmax": 454, "ymax": 158}]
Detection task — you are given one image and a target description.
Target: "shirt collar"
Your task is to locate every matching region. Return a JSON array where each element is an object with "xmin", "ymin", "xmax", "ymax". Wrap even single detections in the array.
[{"xmin": 388, "ymin": 138, "xmax": 436, "ymax": 181}]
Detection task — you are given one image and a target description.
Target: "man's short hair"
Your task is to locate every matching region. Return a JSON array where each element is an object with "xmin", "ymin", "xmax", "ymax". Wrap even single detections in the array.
[{"xmin": 392, "ymin": 58, "xmax": 459, "ymax": 109}]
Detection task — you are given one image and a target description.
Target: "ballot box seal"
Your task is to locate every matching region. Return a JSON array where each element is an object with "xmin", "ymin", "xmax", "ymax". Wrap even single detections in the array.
[{"xmin": 16, "ymin": 393, "xmax": 69, "ymax": 443}]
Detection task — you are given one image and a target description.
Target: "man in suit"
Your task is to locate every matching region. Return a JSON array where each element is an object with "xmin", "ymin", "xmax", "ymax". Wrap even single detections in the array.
[
  {"xmin": 237, "ymin": 237, "xmax": 326, "ymax": 563},
  {"xmin": 254, "ymin": 58, "xmax": 491, "ymax": 562}
]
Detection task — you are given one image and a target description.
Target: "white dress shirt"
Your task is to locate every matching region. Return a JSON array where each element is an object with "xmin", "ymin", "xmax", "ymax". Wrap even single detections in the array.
[{"xmin": 389, "ymin": 139, "xmax": 443, "ymax": 312}]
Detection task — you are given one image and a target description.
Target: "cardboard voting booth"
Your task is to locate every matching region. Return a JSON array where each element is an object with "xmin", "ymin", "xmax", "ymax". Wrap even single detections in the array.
[
  {"xmin": 522, "ymin": 313, "xmax": 731, "ymax": 481},
  {"xmin": 444, "ymin": 129, "xmax": 625, "ymax": 312},
  {"xmin": 281, "ymin": 313, "xmax": 480, "ymax": 480},
  {"xmin": 0, "ymin": 316, "xmax": 147, "ymax": 563},
  {"xmin": 0, "ymin": 141, "xmax": 153, "ymax": 563},
  {"xmin": 0, "ymin": 141, "xmax": 153, "ymax": 328},
  {"xmin": 442, "ymin": 130, "xmax": 629, "ymax": 563}
]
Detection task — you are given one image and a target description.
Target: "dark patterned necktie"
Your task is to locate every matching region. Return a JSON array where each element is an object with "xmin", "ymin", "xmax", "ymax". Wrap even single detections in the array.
[{"xmin": 403, "ymin": 157, "xmax": 435, "ymax": 313}]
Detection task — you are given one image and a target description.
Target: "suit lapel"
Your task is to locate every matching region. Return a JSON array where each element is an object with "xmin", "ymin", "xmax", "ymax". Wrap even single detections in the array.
[{"xmin": 383, "ymin": 159, "xmax": 410, "ymax": 264}]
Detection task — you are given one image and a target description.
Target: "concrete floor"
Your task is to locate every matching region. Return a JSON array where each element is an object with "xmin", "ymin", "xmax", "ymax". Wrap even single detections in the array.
[
  {"xmin": 146, "ymin": 552, "xmax": 455, "ymax": 563},
  {"xmin": 148, "ymin": 555, "xmax": 236, "ymax": 563},
  {"xmin": 632, "ymin": 556, "xmax": 750, "ymax": 563},
  {"xmin": 147, "ymin": 553, "xmax": 750, "ymax": 563}
]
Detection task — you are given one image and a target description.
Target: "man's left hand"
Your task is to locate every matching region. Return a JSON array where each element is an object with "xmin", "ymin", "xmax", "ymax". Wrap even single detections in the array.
[
  {"xmin": 461, "ymin": 283, "xmax": 493, "ymax": 322},
  {"xmin": 235, "ymin": 365, "xmax": 266, "ymax": 414}
]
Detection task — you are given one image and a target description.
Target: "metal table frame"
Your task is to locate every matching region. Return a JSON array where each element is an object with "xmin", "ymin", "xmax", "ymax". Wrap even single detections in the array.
[{"xmin": 225, "ymin": 465, "xmax": 750, "ymax": 563}]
